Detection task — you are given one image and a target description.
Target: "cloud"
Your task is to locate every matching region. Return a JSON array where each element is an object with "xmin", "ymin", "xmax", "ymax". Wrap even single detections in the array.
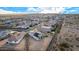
[
  {"xmin": 39, "ymin": 7, "xmax": 64, "ymax": 14},
  {"xmin": 0, "ymin": 7, "xmax": 65, "ymax": 14},
  {"xmin": 0, "ymin": 9, "xmax": 26, "ymax": 14},
  {"xmin": 27, "ymin": 7, "xmax": 38, "ymax": 12},
  {"xmin": 0, "ymin": 7, "xmax": 79, "ymax": 14},
  {"xmin": 26, "ymin": 7, "xmax": 65, "ymax": 14},
  {"xmin": 0, "ymin": 9, "xmax": 17, "ymax": 14},
  {"xmin": 26, "ymin": 7, "xmax": 42, "ymax": 13},
  {"xmin": 63, "ymin": 7, "xmax": 79, "ymax": 14},
  {"xmin": 0, "ymin": 7, "xmax": 40, "ymax": 14}
]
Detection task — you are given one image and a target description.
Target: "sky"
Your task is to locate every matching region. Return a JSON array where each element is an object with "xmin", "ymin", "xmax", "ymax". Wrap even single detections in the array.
[{"xmin": 0, "ymin": 7, "xmax": 79, "ymax": 14}]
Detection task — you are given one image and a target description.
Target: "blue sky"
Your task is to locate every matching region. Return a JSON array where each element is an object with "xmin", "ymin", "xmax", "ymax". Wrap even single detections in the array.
[
  {"xmin": 0, "ymin": 7, "xmax": 26, "ymax": 12},
  {"xmin": 0, "ymin": 7, "xmax": 79, "ymax": 14},
  {"xmin": 64, "ymin": 7, "xmax": 79, "ymax": 14}
]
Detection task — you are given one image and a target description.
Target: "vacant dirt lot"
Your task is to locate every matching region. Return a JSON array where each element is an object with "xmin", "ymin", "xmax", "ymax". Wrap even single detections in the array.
[{"xmin": 56, "ymin": 15, "xmax": 79, "ymax": 51}]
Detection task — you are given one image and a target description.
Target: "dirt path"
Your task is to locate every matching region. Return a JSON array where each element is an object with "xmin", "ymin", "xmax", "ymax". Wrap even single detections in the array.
[{"xmin": 47, "ymin": 20, "xmax": 64, "ymax": 51}]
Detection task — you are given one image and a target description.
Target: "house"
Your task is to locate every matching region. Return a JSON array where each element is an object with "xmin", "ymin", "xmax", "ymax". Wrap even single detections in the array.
[
  {"xmin": 38, "ymin": 19, "xmax": 57, "ymax": 33},
  {"xmin": 4, "ymin": 20, "xmax": 16, "ymax": 27},
  {"xmin": 17, "ymin": 23, "xmax": 29, "ymax": 28},
  {"xmin": 28, "ymin": 31, "xmax": 43, "ymax": 40},
  {"xmin": 39, "ymin": 26, "xmax": 52, "ymax": 33},
  {"xmin": 48, "ymin": 19, "xmax": 57, "ymax": 26},
  {"xmin": 0, "ymin": 30, "xmax": 9, "ymax": 40},
  {"xmin": 7, "ymin": 32, "xmax": 25, "ymax": 44},
  {"xmin": 31, "ymin": 19, "xmax": 39, "ymax": 26},
  {"xmin": 16, "ymin": 20, "xmax": 29, "ymax": 28}
]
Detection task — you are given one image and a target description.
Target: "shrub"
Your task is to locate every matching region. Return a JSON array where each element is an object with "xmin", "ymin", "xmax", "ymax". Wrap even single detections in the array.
[{"xmin": 59, "ymin": 43, "xmax": 69, "ymax": 48}]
